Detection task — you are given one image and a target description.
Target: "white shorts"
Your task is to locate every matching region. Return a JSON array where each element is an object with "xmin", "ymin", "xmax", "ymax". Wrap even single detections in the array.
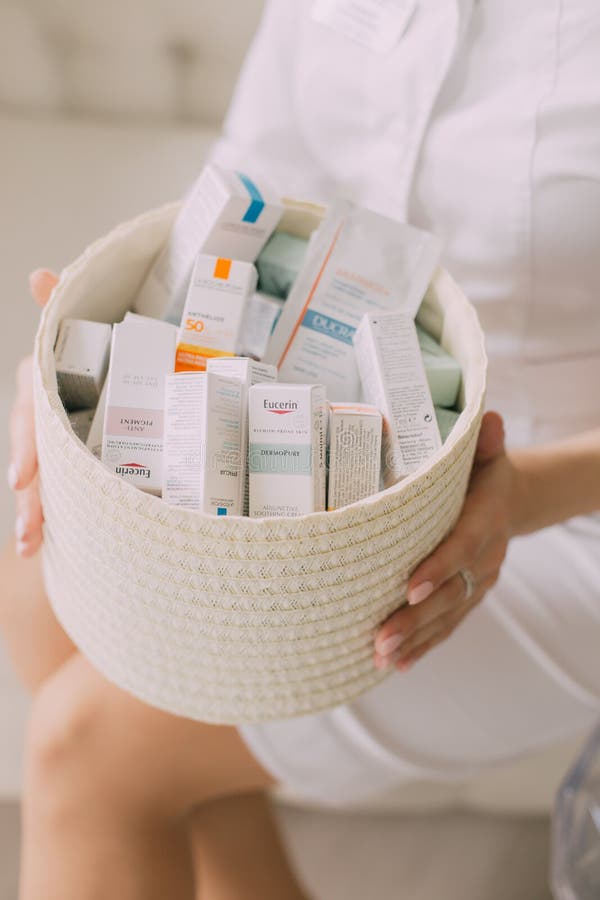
[{"xmin": 238, "ymin": 515, "xmax": 600, "ymax": 807}]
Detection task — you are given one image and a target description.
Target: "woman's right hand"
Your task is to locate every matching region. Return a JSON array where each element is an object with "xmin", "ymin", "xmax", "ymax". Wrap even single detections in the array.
[{"xmin": 8, "ymin": 270, "xmax": 59, "ymax": 557}]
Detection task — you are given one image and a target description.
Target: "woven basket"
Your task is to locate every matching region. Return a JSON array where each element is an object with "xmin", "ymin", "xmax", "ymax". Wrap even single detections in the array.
[{"xmin": 33, "ymin": 203, "xmax": 487, "ymax": 725}]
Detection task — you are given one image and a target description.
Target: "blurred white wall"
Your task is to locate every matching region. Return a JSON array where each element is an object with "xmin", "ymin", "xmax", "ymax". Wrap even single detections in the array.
[
  {"xmin": 0, "ymin": 0, "xmax": 264, "ymax": 122},
  {"xmin": 0, "ymin": 0, "xmax": 264, "ymax": 797}
]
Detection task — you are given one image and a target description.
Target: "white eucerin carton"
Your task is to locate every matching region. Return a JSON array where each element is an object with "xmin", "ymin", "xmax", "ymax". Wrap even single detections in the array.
[
  {"xmin": 265, "ymin": 200, "xmax": 442, "ymax": 401},
  {"xmin": 102, "ymin": 316, "xmax": 177, "ymax": 494},
  {"xmin": 175, "ymin": 255, "xmax": 257, "ymax": 372},
  {"xmin": 163, "ymin": 372, "xmax": 243, "ymax": 516},
  {"xmin": 248, "ymin": 383, "xmax": 327, "ymax": 518},
  {"xmin": 206, "ymin": 357, "xmax": 277, "ymax": 516},
  {"xmin": 86, "ymin": 381, "xmax": 108, "ymax": 459},
  {"xmin": 240, "ymin": 292, "xmax": 285, "ymax": 361},
  {"xmin": 134, "ymin": 164, "xmax": 283, "ymax": 323},
  {"xmin": 327, "ymin": 403, "xmax": 383, "ymax": 510},
  {"xmin": 353, "ymin": 312, "xmax": 442, "ymax": 487},
  {"xmin": 54, "ymin": 318, "xmax": 112, "ymax": 411}
]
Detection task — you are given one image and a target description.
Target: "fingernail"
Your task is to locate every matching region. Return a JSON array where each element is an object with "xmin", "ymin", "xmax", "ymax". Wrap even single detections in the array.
[
  {"xmin": 408, "ymin": 581, "xmax": 434, "ymax": 606},
  {"xmin": 15, "ymin": 517, "xmax": 27, "ymax": 542},
  {"xmin": 16, "ymin": 540, "xmax": 28, "ymax": 558},
  {"xmin": 378, "ymin": 648, "xmax": 405, "ymax": 670},
  {"xmin": 397, "ymin": 660, "xmax": 413, "ymax": 673},
  {"xmin": 7, "ymin": 463, "xmax": 19, "ymax": 490},
  {"xmin": 377, "ymin": 633, "xmax": 403, "ymax": 656}
]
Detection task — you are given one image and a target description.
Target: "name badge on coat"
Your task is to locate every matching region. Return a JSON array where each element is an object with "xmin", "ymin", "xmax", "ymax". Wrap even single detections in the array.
[{"xmin": 311, "ymin": 0, "xmax": 418, "ymax": 53}]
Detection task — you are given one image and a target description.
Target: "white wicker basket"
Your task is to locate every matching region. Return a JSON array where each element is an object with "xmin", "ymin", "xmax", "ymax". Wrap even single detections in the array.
[{"xmin": 33, "ymin": 203, "xmax": 487, "ymax": 725}]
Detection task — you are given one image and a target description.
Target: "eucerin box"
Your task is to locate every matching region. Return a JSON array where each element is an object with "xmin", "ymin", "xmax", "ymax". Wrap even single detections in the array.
[
  {"xmin": 54, "ymin": 318, "xmax": 111, "ymax": 410},
  {"xmin": 134, "ymin": 164, "xmax": 283, "ymax": 323},
  {"xmin": 163, "ymin": 372, "xmax": 243, "ymax": 516},
  {"xmin": 207, "ymin": 357, "xmax": 277, "ymax": 515},
  {"xmin": 248, "ymin": 383, "xmax": 327, "ymax": 518},
  {"xmin": 175, "ymin": 255, "xmax": 257, "ymax": 372},
  {"xmin": 353, "ymin": 312, "xmax": 441, "ymax": 487},
  {"xmin": 327, "ymin": 403, "xmax": 382, "ymax": 510},
  {"xmin": 101, "ymin": 316, "xmax": 177, "ymax": 494},
  {"xmin": 241, "ymin": 292, "xmax": 284, "ymax": 361}
]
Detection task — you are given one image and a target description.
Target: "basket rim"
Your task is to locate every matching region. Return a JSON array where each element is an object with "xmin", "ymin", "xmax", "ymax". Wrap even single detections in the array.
[{"xmin": 34, "ymin": 202, "xmax": 488, "ymax": 529}]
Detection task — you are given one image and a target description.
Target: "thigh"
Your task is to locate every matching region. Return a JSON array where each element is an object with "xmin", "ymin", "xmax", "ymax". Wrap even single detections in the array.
[
  {"xmin": 0, "ymin": 540, "xmax": 76, "ymax": 690},
  {"xmin": 29, "ymin": 652, "xmax": 277, "ymax": 817}
]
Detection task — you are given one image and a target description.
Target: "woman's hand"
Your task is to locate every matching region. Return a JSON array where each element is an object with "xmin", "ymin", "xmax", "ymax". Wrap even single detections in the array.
[
  {"xmin": 8, "ymin": 269, "xmax": 59, "ymax": 558},
  {"xmin": 374, "ymin": 411, "xmax": 516, "ymax": 672}
]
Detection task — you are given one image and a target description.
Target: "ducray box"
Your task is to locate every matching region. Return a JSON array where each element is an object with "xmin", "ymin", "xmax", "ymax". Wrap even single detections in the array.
[{"xmin": 248, "ymin": 383, "xmax": 327, "ymax": 518}]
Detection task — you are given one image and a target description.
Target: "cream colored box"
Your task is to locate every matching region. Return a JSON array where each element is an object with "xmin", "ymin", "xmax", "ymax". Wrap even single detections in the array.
[
  {"xmin": 353, "ymin": 312, "xmax": 441, "ymax": 487},
  {"xmin": 206, "ymin": 357, "xmax": 277, "ymax": 515},
  {"xmin": 327, "ymin": 403, "xmax": 382, "ymax": 510},
  {"xmin": 175, "ymin": 255, "xmax": 257, "ymax": 372},
  {"xmin": 163, "ymin": 372, "xmax": 243, "ymax": 516},
  {"xmin": 101, "ymin": 316, "xmax": 177, "ymax": 494},
  {"xmin": 54, "ymin": 318, "xmax": 111, "ymax": 411},
  {"xmin": 134, "ymin": 164, "xmax": 283, "ymax": 322},
  {"xmin": 248, "ymin": 383, "xmax": 327, "ymax": 518}
]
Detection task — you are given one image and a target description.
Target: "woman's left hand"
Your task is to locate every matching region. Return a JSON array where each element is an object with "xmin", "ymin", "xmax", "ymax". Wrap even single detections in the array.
[{"xmin": 374, "ymin": 411, "xmax": 517, "ymax": 672}]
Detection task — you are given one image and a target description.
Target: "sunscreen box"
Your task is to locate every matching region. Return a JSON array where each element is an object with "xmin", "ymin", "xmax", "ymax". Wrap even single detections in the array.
[
  {"xmin": 353, "ymin": 312, "xmax": 441, "ymax": 487},
  {"xmin": 265, "ymin": 200, "xmax": 441, "ymax": 401},
  {"xmin": 241, "ymin": 292, "xmax": 284, "ymax": 361},
  {"xmin": 134, "ymin": 164, "xmax": 283, "ymax": 323},
  {"xmin": 102, "ymin": 316, "xmax": 177, "ymax": 494},
  {"xmin": 175, "ymin": 255, "xmax": 257, "ymax": 372},
  {"xmin": 163, "ymin": 372, "xmax": 243, "ymax": 516},
  {"xmin": 248, "ymin": 383, "xmax": 327, "ymax": 518},
  {"xmin": 206, "ymin": 357, "xmax": 277, "ymax": 515},
  {"xmin": 55, "ymin": 318, "xmax": 111, "ymax": 411},
  {"xmin": 327, "ymin": 403, "xmax": 382, "ymax": 510}
]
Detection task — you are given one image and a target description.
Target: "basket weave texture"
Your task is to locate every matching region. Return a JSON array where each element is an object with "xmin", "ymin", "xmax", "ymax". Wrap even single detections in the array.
[{"xmin": 33, "ymin": 204, "xmax": 487, "ymax": 724}]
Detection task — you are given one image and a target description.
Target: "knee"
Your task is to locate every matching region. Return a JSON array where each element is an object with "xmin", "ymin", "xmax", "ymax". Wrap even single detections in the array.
[{"xmin": 25, "ymin": 665, "xmax": 102, "ymax": 819}]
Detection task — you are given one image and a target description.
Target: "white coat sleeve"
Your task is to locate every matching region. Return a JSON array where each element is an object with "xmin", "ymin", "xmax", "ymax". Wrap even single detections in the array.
[{"xmin": 207, "ymin": 0, "xmax": 333, "ymax": 201}]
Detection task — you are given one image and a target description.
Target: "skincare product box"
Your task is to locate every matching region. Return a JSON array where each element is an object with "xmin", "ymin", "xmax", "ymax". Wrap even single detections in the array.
[
  {"xmin": 327, "ymin": 403, "xmax": 382, "ymax": 510},
  {"xmin": 86, "ymin": 381, "xmax": 108, "ymax": 459},
  {"xmin": 163, "ymin": 372, "xmax": 244, "ymax": 516},
  {"xmin": 241, "ymin": 292, "xmax": 284, "ymax": 361},
  {"xmin": 256, "ymin": 231, "xmax": 308, "ymax": 299},
  {"xmin": 435, "ymin": 406, "xmax": 460, "ymax": 443},
  {"xmin": 207, "ymin": 357, "xmax": 277, "ymax": 515},
  {"xmin": 265, "ymin": 200, "xmax": 441, "ymax": 402},
  {"xmin": 354, "ymin": 312, "xmax": 441, "ymax": 487},
  {"xmin": 175, "ymin": 255, "xmax": 257, "ymax": 372},
  {"xmin": 55, "ymin": 318, "xmax": 111, "ymax": 411},
  {"xmin": 134, "ymin": 164, "xmax": 283, "ymax": 323},
  {"xmin": 102, "ymin": 316, "xmax": 177, "ymax": 494},
  {"xmin": 417, "ymin": 325, "xmax": 462, "ymax": 409},
  {"xmin": 248, "ymin": 383, "xmax": 327, "ymax": 518}
]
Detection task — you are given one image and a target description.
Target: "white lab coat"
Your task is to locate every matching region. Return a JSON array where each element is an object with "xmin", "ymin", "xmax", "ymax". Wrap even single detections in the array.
[{"xmin": 209, "ymin": 0, "xmax": 600, "ymax": 804}]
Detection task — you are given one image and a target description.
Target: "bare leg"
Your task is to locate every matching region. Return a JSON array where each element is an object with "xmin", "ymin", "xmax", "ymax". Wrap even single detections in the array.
[
  {"xmin": 189, "ymin": 793, "xmax": 312, "ymax": 900},
  {"xmin": 21, "ymin": 654, "xmax": 311, "ymax": 900},
  {"xmin": 0, "ymin": 541, "xmax": 76, "ymax": 691}
]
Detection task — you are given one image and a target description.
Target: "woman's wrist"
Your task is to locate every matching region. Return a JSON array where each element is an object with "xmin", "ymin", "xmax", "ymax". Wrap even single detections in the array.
[{"xmin": 507, "ymin": 428, "xmax": 600, "ymax": 536}]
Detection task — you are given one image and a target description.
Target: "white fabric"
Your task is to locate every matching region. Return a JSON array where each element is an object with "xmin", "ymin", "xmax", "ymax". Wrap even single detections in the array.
[{"xmin": 209, "ymin": 0, "xmax": 600, "ymax": 803}]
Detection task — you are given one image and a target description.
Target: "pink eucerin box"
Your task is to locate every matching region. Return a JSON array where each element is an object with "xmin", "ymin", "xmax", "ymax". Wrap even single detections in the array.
[{"xmin": 101, "ymin": 315, "xmax": 177, "ymax": 494}]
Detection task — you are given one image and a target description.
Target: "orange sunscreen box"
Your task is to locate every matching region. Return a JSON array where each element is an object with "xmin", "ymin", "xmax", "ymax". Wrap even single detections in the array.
[
  {"xmin": 327, "ymin": 403, "xmax": 382, "ymax": 510},
  {"xmin": 175, "ymin": 254, "xmax": 257, "ymax": 373}
]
